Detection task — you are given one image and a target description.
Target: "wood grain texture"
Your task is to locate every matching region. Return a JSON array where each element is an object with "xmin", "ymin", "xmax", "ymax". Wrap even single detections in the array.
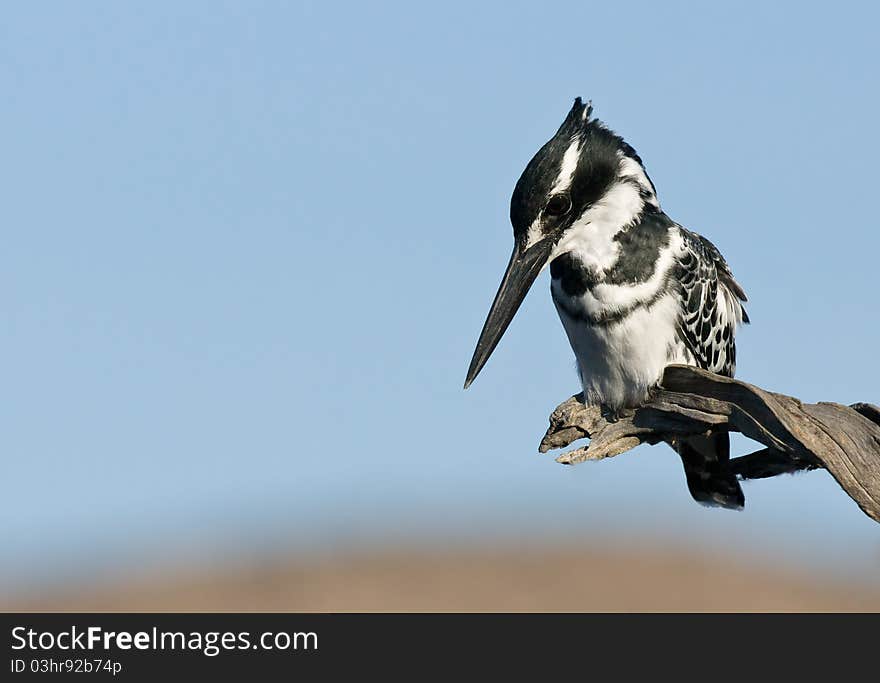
[{"xmin": 539, "ymin": 365, "xmax": 880, "ymax": 522}]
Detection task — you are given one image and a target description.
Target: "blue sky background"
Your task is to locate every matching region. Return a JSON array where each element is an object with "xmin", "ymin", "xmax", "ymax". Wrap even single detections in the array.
[{"xmin": 3, "ymin": 1, "xmax": 879, "ymax": 590}]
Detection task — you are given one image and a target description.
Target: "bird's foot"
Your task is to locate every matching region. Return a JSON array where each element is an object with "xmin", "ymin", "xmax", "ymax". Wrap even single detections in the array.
[{"xmin": 600, "ymin": 405, "xmax": 634, "ymax": 423}]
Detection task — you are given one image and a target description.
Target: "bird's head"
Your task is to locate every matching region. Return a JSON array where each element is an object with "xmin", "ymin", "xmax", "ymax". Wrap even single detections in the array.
[{"xmin": 465, "ymin": 97, "xmax": 657, "ymax": 388}]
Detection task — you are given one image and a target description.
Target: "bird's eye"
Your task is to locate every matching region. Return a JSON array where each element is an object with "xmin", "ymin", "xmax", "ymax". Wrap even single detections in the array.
[{"xmin": 544, "ymin": 194, "xmax": 571, "ymax": 217}]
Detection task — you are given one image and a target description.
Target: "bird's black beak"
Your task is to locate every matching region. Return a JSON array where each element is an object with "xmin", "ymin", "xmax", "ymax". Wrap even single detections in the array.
[{"xmin": 464, "ymin": 236, "xmax": 555, "ymax": 388}]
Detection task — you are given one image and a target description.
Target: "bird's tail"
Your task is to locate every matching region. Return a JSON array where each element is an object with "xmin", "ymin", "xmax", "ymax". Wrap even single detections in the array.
[{"xmin": 672, "ymin": 432, "xmax": 744, "ymax": 510}]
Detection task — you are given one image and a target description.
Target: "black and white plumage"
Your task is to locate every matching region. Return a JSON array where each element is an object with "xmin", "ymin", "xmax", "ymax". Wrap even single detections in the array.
[{"xmin": 466, "ymin": 98, "xmax": 749, "ymax": 509}]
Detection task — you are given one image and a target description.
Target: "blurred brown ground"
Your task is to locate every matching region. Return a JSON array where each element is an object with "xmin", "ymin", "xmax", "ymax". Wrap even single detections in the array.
[{"xmin": 7, "ymin": 543, "xmax": 880, "ymax": 612}]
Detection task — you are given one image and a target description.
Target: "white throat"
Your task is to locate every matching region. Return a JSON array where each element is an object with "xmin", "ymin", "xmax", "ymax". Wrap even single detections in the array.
[{"xmin": 548, "ymin": 178, "xmax": 651, "ymax": 274}]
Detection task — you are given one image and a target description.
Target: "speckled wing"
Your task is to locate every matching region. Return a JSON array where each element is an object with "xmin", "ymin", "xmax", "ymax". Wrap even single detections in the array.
[{"xmin": 672, "ymin": 228, "xmax": 748, "ymax": 378}]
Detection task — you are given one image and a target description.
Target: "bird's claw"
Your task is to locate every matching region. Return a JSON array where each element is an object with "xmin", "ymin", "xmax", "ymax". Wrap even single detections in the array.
[{"xmin": 600, "ymin": 405, "xmax": 634, "ymax": 423}]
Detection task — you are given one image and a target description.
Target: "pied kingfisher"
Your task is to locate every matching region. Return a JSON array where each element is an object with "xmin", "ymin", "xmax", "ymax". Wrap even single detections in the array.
[{"xmin": 465, "ymin": 98, "xmax": 749, "ymax": 509}]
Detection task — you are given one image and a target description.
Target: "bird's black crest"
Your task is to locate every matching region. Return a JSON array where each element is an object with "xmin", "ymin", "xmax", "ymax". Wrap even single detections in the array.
[
  {"xmin": 566, "ymin": 97, "xmax": 593, "ymax": 126},
  {"xmin": 509, "ymin": 97, "xmax": 651, "ymax": 241}
]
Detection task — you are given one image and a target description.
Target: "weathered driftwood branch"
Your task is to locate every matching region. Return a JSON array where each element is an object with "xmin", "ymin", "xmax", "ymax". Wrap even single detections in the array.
[{"xmin": 539, "ymin": 365, "xmax": 880, "ymax": 523}]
